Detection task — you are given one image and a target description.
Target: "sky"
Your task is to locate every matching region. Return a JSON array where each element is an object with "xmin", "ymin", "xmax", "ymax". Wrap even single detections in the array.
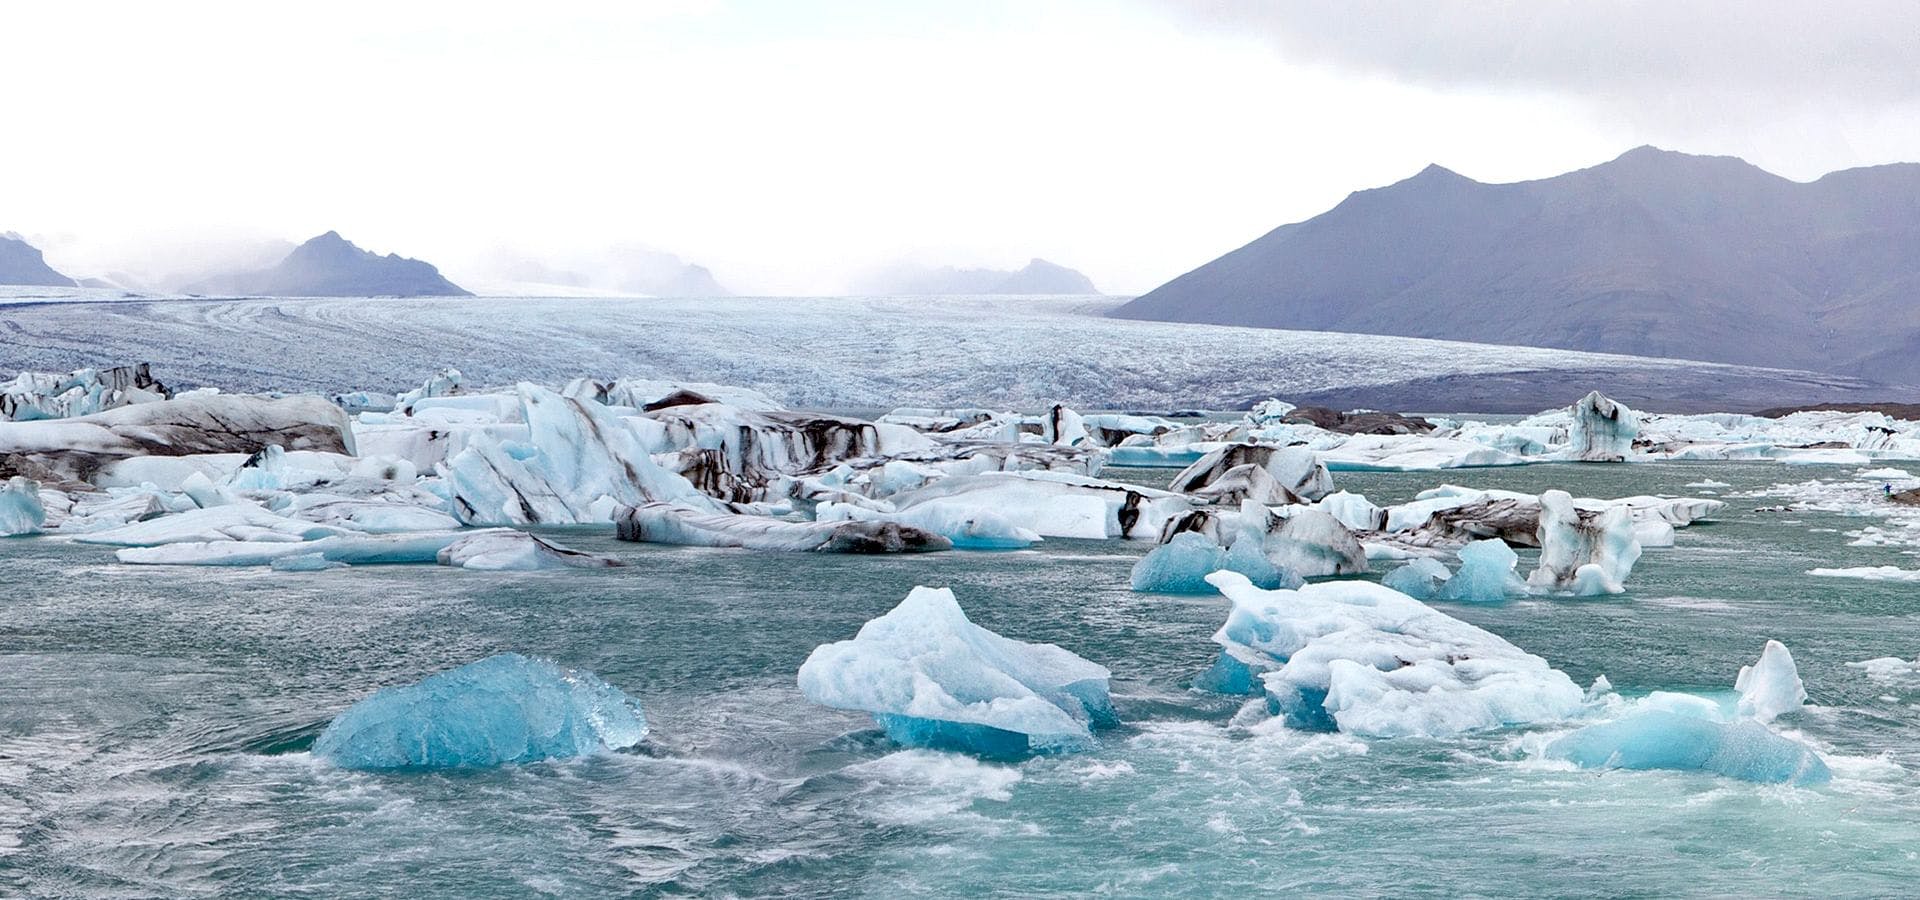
[{"xmin": 4, "ymin": 0, "xmax": 1918, "ymax": 295}]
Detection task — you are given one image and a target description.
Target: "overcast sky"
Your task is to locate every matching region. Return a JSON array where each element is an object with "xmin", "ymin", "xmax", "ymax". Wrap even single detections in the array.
[{"xmin": 5, "ymin": 0, "xmax": 1918, "ymax": 294}]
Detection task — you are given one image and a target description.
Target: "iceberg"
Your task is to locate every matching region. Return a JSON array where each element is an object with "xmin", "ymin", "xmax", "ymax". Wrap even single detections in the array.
[
  {"xmin": 0, "ymin": 363, "xmax": 168, "ymax": 422},
  {"xmin": 1735, "ymin": 640, "xmax": 1807, "ymax": 723},
  {"xmin": 616, "ymin": 503, "xmax": 951, "ymax": 553},
  {"xmin": 815, "ymin": 500, "xmax": 1040, "ymax": 550},
  {"xmin": 1380, "ymin": 556, "xmax": 1450, "ymax": 600},
  {"xmin": 882, "ymin": 471, "xmax": 1189, "ymax": 540},
  {"xmin": 77, "ymin": 504, "xmax": 348, "ymax": 546},
  {"xmin": 0, "ymin": 392, "xmax": 354, "ymax": 482},
  {"xmin": 115, "ymin": 530, "xmax": 478, "ymax": 566},
  {"xmin": 436, "ymin": 531, "xmax": 628, "ymax": 570},
  {"xmin": 1547, "ymin": 709, "xmax": 1828, "ymax": 786},
  {"xmin": 1197, "ymin": 571, "xmax": 1584, "ymax": 736},
  {"xmin": 796, "ymin": 586, "xmax": 1116, "ymax": 756},
  {"xmin": 1263, "ymin": 508, "xmax": 1368, "ymax": 578},
  {"xmin": 1529, "ymin": 490, "xmax": 1641, "ymax": 594},
  {"xmin": 1130, "ymin": 531, "xmax": 1300, "ymax": 593},
  {"xmin": 1436, "ymin": 538, "xmax": 1525, "ymax": 602},
  {"xmin": 1563, "ymin": 391, "xmax": 1639, "ymax": 462},
  {"xmin": 442, "ymin": 384, "xmax": 716, "ymax": 526},
  {"xmin": 313, "ymin": 653, "xmax": 648, "ymax": 770},
  {"xmin": 1170, "ymin": 444, "xmax": 1334, "ymax": 504},
  {"xmin": 270, "ymin": 552, "xmax": 348, "ymax": 572},
  {"xmin": 0, "ymin": 476, "xmax": 46, "ymax": 536}
]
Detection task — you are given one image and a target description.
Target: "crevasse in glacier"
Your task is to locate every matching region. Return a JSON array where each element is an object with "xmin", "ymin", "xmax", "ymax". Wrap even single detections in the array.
[{"xmin": 797, "ymin": 586, "xmax": 1117, "ymax": 756}]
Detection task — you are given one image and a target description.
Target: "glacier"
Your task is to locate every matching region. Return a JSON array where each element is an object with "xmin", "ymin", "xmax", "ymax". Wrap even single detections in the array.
[
  {"xmin": 313, "ymin": 653, "xmax": 648, "ymax": 770},
  {"xmin": 797, "ymin": 586, "xmax": 1117, "ymax": 757}
]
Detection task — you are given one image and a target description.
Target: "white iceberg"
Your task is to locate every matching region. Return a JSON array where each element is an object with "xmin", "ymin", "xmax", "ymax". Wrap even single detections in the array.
[
  {"xmin": 1196, "ymin": 571, "xmax": 1584, "ymax": 737},
  {"xmin": 1528, "ymin": 490, "xmax": 1641, "ymax": 594},
  {"xmin": 616, "ymin": 503, "xmax": 951, "ymax": 553},
  {"xmin": 1735, "ymin": 640, "xmax": 1807, "ymax": 724},
  {"xmin": 436, "ymin": 531, "xmax": 628, "ymax": 570},
  {"xmin": 1564, "ymin": 391, "xmax": 1639, "ymax": 462},
  {"xmin": 0, "ymin": 476, "xmax": 46, "ymax": 536},
  {"xmin": 797, "ymin": 586, "xmax": 1116, "ymax": 756}
]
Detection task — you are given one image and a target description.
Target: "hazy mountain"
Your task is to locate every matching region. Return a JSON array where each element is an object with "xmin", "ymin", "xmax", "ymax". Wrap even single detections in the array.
[
  {"xmin": 0, "ymin": 233, "xmax": 77, "ymax": 286},
  {"xmin": 1112, "ymin": 147, "xmax": 1920, "ymax": 382},
  {"xmin": 185, "ymin": 232, "xmax": 470, "ymax": 297},
  {"xmin": 857, "ymin": 258, "xmax": 1099, "ymax": 295},
  {"xmin": 467, "ymin": 246, "xmax": 730, "ymax": 297}
]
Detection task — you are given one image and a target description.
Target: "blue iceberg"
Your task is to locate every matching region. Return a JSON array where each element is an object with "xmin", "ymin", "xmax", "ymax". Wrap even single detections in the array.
[
  {"xmin": 797, "ymin": 586, "xmax": 1117, "ymax": 757},
  {"xmin": 1130, "ymin": 531, "xmax": 1300, "ymax": 593},
  {"xmin": 1547, "ymin": 708, "xmax": 1829, "ymax": 786},
  {"xmin": 313, "ymin": 653, "xmax": 648, "ymax": 770},
  {"xmin": 1437, "ymin": 539, "xmax": 1525, "ymax": 602}
]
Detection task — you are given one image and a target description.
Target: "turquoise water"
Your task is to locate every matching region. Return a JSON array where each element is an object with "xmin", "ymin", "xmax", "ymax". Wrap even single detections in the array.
[{"xmin": 6, "ymin": 461, "xmax": 1920, "ymax": 897}]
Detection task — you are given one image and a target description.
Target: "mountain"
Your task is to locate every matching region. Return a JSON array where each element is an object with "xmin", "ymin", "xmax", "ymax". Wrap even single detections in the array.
[
  {"xmin": 185, "ymin": 232, "xmax": 470, "ymax": 297},
  {"xmin": 1112, "ymin": 147, "xmax": 1920, "ymax": 382},
  {"xmin": 0, "ymin": 233, "xmax": 77, "ymax": 286},
  {"xmin": 857, "ymin": 258, "xmax": 1099, "ymax": 295},
  {"xmin": 469, "ymin": 246, "xmax": 731, "ymax": 297}
]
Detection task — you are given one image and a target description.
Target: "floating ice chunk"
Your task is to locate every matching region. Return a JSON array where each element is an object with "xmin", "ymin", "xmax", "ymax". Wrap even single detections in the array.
[
  {"xmin": 1436, "ymin": 539, "xmax": 1525, "ymax": 602},
  {"xmin": 0, "ymin": 392, "xmax": 354, "ymax": 483},
  {"xmin": 1197, "ymin": 571, "xmax": 1584, "ymax": 737},
  {"xmin": 1858, "ymin": 467, "xmax": 1913, "ymax": 480},
  {"xmin": 1263, "ymin": 508, "xmax": 1368, "ymax": 578},
  {"xmin": 1847, "ymin": 656, "xmax": 1920, "ymax": 680},
  {"xmin": 283, "ymin": 495, "xmax": 462, "ymax": 533},
  {"xmin": 115, "ymin": 530, "xmax": 478, "ymax": 566},
  {"xmin": 1808, "ymin": 566, "xmax": 1920, "ymax": 582},
  {"xmin": 1684, "ymin": 479, "xmax": 1731, "ymax": 489},
  {"xmin": 313, "ymin": 653, "xmax": 647, "ymax": 770},
  {"xmin": 815, "ymin": 501, "xmax": 1039, "ymax": 550},
  {"xmin": 1563, "ymin": 391, "xmax": 1639, "ymax": 462},
  {"xmin": 1314, "ymin": 490, "xmax": 1386, "ymax": 532},
  {"xmin": 77, "ymin": 504, "xmax": 347, "ymax": 546},
  {"xmin": 271, "ymin": 552, "xmax": 347, "ymax": 572},
  {"xmin": 617, "ymin": 503, "xmax": 951, "ymax": 553},
  {"xmin": 1633, "ymin": 518, "xmax": 1676, "ymax": 548},
  {"xmin": 797, "ymin": 586, "xmax": 1116, "ymax": 756},
  {"xmin": 395, "ymin": 368, "xmax": 463, "ymax": 413},
  {"xmin": 180, "ymin": 470, "xmax": 244, "ymax": 508},
  {"xmin": 1735, "ymin": 640, "xmax": 1807, "ymax": 723},
  {"xmin": 1170, "ymin": 444, "xmax": 1334, "ymax": 503},
  {"xmin": 442, "ymin": 384, "xmax": 716, "ymax": 526},
  {"xmin": 1130, "ymin": 531, "xmax": 1299, "ymax": 593},
  {"xmin": 0, "ymin": 476, "xmax": 47, "ymax": 536},
  {"xmin": 1546, "ymin": 709, "xmax": 1829, "ymax": 785},
  {"xmin": 884, "ymin": 471, "xmax": 1189, "ymax": 540},
  {"xmin": 1380, "ymin": 556, "xmax": 1450, "ymax": 600},
  {"xmin": 436, "ymin": 531, "xmax": 627, "ymax": 570},
  {"xmin": 1529, "ymin": 490, "xmax": 1641, "ymax": 594}
]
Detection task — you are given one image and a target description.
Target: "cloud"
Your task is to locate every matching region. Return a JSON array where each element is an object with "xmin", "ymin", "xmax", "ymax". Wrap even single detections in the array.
[{"xmin": 1150, "ymin": 1, "xmax": 1920, "ymax": 119}]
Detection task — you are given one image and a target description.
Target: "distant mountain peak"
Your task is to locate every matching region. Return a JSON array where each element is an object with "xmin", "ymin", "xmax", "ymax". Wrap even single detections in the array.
[
  {"xmin": 184, "ymin": 231, "xmax": 470, "ymax": 298},
  {"xmin": 0, "ymin": 233, "xmax": 78, "ymax": 287},
  {"xmin": 857, "ymin": 258, "xmax": 1099, "ymax": 295},
  {"xmin": 1113, "ymin": 149, "xmax": 1920, "ymax": 383}
]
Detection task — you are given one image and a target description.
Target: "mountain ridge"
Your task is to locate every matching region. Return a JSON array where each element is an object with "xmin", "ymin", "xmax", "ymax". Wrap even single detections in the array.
[{"xmin": 1112, "ymin": 147, "xmax": 1920, "ymax": 382}]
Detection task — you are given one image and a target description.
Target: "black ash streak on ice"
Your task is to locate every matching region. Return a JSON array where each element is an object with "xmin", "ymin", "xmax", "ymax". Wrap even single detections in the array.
[{"xmin": 0, "ymin": 293, "xmax": 1888, "ymax": 413}]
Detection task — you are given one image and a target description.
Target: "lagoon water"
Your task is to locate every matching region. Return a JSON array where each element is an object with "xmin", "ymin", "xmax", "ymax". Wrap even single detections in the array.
[{"xmin": 6, "ymin": 461, "xmax": 1920, "ymax": 897}]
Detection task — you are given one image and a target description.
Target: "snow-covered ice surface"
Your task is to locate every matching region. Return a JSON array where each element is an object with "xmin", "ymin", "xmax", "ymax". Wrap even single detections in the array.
[
  {"xmin": 0, "ymin": 293, "xmax": 1887, "ymax": 410},
  {"xmin": 8, "ymin": 459, "xmax": 1920, "ymax": 896}
]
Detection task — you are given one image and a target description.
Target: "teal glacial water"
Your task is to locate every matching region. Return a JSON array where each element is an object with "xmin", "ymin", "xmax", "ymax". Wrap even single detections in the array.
[{"xmin": 5, "ymin": 461, "xmax": 1920, "ymax": 897}]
